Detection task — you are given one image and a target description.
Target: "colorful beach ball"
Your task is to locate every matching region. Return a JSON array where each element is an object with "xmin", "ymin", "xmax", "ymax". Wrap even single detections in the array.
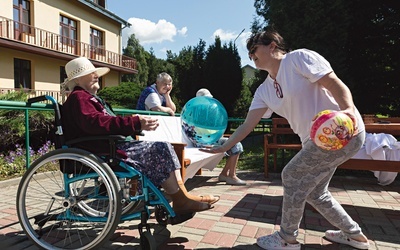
[
  {"xmin": 181, "ymin": 96, "xmax": 228, "ymax": 145},
  {"xmin": 310, "ymin": 110, "xmax": 355, "ymax": 150}
]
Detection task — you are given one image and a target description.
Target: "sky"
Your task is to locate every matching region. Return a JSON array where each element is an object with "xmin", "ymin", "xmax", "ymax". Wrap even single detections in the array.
[{"xmin": 106, "ymin": 0, "xmax": 258, "ymax": 68}]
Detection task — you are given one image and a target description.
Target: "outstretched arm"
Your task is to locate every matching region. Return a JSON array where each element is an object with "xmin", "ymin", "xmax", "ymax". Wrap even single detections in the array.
[{"xmin": 201, "ymin": 108, "xmax": 268, "ymax": 153}]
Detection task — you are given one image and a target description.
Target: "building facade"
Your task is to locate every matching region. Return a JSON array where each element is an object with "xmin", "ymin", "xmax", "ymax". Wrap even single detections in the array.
[{"xmin": 0, "ymin": 0, "xmax": 137, "ymax": 101}]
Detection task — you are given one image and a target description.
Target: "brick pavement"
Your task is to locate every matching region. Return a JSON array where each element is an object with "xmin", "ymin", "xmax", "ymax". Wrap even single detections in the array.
[{"xmin": 0, "ymin": 169, "xmax": 399, "ymax": 249}]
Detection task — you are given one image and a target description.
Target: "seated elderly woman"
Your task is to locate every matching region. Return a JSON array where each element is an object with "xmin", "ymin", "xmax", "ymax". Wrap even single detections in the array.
[{"xmin": 61, "ymin": 57, "xmax": 219, "ymax": 215}]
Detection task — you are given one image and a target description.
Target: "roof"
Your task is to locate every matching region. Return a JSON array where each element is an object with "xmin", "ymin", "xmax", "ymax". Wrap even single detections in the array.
[{"xmin": 78, "ymin": 0, "xmax": 131, "ymax": 27}]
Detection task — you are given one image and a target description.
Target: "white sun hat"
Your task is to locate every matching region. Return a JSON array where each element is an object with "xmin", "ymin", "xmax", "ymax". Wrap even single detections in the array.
[
  {"xmin": 196, "ymin": 88, "xmax": 213, "ymax": 97},
  {"xmin": 63, "ymin": 57, "xmax": 110, "ymax": 90}
]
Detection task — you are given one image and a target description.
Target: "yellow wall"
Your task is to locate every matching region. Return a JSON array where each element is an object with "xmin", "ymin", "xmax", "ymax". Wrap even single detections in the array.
[
  {"xmin": 0, "ymin": 47, "xmax": 117, "ymax": 91},
  {"xmin": 35, "ymin": 0, "xmax": 121, "ymax": 54},
  {"xmin": 104, "ymin": 71, "xmax": 119, "ymax": 87},
  {"xmin": 0, "ymin": 0, "xmax": 125, "ymax": 92},
  {"xmin": 0, "ymin": 1, "xmax": 13, "ymax": 19},
  {"xmin": 1, "ymin": 47, "xmax": 62, "ymax": 91},
  {"xmin": 0, "ymin": 48, "xmax": 15, "ymax": 89}
]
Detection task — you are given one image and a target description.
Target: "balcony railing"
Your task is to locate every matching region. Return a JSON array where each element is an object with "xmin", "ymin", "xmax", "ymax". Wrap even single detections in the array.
[
  {"xmin": 0, "ymin": 16, "xmax": 137, "ymax": 71},
  {"xmin": 0, "ymin": 88, "xmax": 67, "ymax": 103}
]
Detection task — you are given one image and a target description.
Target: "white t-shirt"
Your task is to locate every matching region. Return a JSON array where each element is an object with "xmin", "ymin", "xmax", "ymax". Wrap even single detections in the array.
[
  {"xmin": 144, "ymin": 84, "xmax": 165, "ymax": 110},
  {"xmin": 249, "ymin": 49, "xmax": 364, "ymax": 143}
]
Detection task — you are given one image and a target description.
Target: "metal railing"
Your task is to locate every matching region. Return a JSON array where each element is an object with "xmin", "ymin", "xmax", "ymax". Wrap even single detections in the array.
[
  {"xmin": 0, "ymin": 16, "xmax": 137, "ymax": 71},
  {"xmin": 0, "ymin": 99, "xmax": 272, "ymax": 168},
  {"xmin": 0, "ymin": 99, "xmax": 168, "ymax": 168}
]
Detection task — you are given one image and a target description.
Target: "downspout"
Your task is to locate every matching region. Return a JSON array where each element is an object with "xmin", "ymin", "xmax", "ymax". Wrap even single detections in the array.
[{"xmin": 119, "ymin": 22, "xmax": 131, "ymax": 82}]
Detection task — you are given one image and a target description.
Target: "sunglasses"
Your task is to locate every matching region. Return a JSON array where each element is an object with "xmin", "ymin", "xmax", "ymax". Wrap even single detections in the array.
[
  {"xmin": 274, "ymin": 79, "xmax": 283, "ymax": 98},
  {"xmin": 249, "ymin": 44, "xmax": 258, "ymax": 61},
  {"xmin": 248, "ymin": 43, "xmax": 264, "ymax": 60}
]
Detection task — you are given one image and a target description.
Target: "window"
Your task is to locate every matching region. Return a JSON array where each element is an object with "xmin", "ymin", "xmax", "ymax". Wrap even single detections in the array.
[
  {"xmin": 60, "ymin": 66, "xmax": 67, "ymax": 83},
  {"xmin": 59, "ymin": 15, "xmax": 77, "ymax": 47},
  {"xmin": 13, "ymin": 0, "xmax": 31, "ymax": 36},
  {"xmin": 14, "ymin": 58, "xmax": 31, "ymax": 89},
  {"xmin": 90, "ymin": 27, "xmax": 104, "ymax": 56},
  {"xmin": 91, "ymin": 0, "xmax": 106, "ymax": 8},
  {"xmin": 98, "ymin": 77, "xmax": 103, "ymax": 90}
]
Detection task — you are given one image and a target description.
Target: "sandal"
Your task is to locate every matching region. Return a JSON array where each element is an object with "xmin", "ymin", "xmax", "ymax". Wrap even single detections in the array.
[
  {"xmin": 199, "ymin": 194, "xmax": 220, "ymax": 204},
  {"xmin": 257, "ymin": 231, "xmax": 301, "ymax": 250},
  {"xmin": 173, "ymin": 200, "xmax": 212, "ymax": 215},
  {"xmin": 325, "ymin": 230, "xmax": 369, "ymax": 249}
]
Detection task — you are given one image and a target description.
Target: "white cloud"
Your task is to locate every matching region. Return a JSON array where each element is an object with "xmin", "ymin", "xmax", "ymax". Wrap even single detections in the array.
[
  {"xmin": 159, "ymin": 47, "xmax": 168, "ymax": 54},
  {"xmin": 210, "ymin": 30, "xmax": 254, "ymax": 67},
  {"xmin": 123, "ymin": 17, "xmax": 187, "ymax": 46},
  {"xmin": 212, "ymin": 29, "xmax": 237, "ymax": 41},
  {"xmin": 178, "ymin": 27, "xmax": 188, "ymax": 37}
]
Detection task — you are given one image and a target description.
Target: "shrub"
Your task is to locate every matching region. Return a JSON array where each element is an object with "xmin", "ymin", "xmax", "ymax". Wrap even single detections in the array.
[
  {"xmin": 0, "ymin": 91, "xmax": 54, "ymax": 153},
  {"xmin": 98, "ymin": 82, "xmax": 143, "ymax": 109},
  {"xmin": 0, "ymin": 140, "xmax": 54, "ymax": 180}
]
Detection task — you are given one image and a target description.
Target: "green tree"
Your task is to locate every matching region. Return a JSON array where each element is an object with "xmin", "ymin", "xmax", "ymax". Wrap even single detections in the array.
[
  {"xmin": 204, "ymin": 37, "xmax": 242, "ymax": 116},
  {"xmin": 98, "ymin": 82, "xmax": 142, "ymax": 109},
  {"xmin": 253, "ymin": 0, "xmax": 400, "ymax": 116},
  {"xmin": 122, "ymin": 34, "xmax": 148, "ymax": 86},
  {"xmin": 233, "ymin": 77, "xmax": 253, "ymax": 118},
  {"xmin": 167, "ymin": 41, "xmax": 206, "ymax": 108},
  {"xmin": 146, "ymin": 49, "xmax": 174, "ymax": 86}
]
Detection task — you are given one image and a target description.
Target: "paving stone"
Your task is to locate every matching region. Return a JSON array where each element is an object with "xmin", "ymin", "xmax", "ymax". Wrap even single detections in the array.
[{"xmin": 0, "ymin": 169, "xmax": 399, "ymax": 249}]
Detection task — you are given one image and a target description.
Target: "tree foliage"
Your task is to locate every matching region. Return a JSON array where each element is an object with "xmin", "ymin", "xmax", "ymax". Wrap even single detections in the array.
[
  {"xmin": 97, "ymin": 82, "xmax": 142, "ymax": 109},
  {"xmin": 253, "ymin": 0, "xmax": 400, "ymax": 116},
  {"xmin": 0, "ymin": 91, "xmax": 53, "ymax": 153},
  {"xmin": 117, "ymin": 28, "xmax": 246, "ymax": 116},
  {"xmin": 204, "ymin": 37, "xmax": 243, "ymax": 116},
  {"xmin": 122, "ymin": 34, "xmax": 148, "ymax": 85},
  {"xmin": 168, "ymin": 38, "xmax": 244, "ymax": 116}
]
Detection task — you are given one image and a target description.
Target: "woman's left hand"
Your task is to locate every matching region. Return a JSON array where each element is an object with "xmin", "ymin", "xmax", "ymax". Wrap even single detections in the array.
[
  {"xmin": 138, "ymin": 115, "xmax": 159, "ymax": 131},
  {"xmin": 342, "ymin": 108, "xmax": 358, "ymax": 132},
  {"xmin": 199, "ymin": 145, "xmax": 224, "ymax": 154}
]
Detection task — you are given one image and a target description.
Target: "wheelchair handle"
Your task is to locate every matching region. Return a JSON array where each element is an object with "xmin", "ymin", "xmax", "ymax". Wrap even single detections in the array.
[
  {"xmin": 28, "ymin": 95, "xmax": 63, "ymax": 136},
  {"xmin": 27, "ymin": 95, "xmax": 49, "ymax": 104}
]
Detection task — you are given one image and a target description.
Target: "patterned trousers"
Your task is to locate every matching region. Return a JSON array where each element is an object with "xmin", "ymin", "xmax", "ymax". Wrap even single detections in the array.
[{"xmin": 279, "ymin": 131, "xmax": 366, "ymax": 242}]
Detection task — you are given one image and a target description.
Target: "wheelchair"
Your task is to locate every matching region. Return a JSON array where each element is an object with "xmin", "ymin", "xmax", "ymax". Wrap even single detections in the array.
[{"xmin": 16, "ymin": 95, "xmax": 192, "ymax": 250}]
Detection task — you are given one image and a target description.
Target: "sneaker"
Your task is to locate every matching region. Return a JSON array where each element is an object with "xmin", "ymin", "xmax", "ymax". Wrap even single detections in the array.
[
  {"xmin": 257, "ymin": 231, "xmax": 301, "ymax": 250},
  {"xmin": 325, "ymin": 230, "xmax": 369, "ymax": 249}
]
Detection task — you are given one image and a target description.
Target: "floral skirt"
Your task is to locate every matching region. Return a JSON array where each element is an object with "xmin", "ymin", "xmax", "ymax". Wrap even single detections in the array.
[{"xmin": 117, "ymin": 140, "xmax": 181, "ymax": 187}]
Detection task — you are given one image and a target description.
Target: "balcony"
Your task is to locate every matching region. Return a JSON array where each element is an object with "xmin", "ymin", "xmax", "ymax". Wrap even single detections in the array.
[{"xmin": 0, "ymin": 16, "xmax": 137, "ymax": 74}]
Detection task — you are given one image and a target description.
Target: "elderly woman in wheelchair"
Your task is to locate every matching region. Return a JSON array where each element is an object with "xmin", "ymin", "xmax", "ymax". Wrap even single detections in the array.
[
  {"xmin": 62, "ymin": 57, "xmax": 219, "ymax": 212},
  {"xmin": 16, "ymin": 57, "xmax": 219, "ymax": 250}
]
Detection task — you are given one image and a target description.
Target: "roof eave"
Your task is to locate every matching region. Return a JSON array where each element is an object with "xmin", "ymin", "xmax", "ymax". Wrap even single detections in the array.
[{"xmin": 77, "ymin": 0, "xmax": 131, "ymax": 27}]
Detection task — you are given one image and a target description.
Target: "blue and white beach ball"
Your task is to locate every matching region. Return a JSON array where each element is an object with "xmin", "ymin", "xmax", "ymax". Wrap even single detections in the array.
[{"xmin": 181, "ymin": 96, "xmax": 228, "ymax": 145}]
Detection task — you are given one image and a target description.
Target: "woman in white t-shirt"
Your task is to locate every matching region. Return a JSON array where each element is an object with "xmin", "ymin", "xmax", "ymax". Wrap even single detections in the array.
[{"xmin": 201, "ymin": 29, "xmax": 369, "ymax": 250}]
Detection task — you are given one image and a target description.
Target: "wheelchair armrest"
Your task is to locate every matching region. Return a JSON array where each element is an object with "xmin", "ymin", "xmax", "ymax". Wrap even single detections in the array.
[
  {"xmin": 65, "ymin": 135, "xmax": 127, "ymax": 147},
  {"xmin": 65, "ymin": 135, "xmax": 127, "ymax": 167}
]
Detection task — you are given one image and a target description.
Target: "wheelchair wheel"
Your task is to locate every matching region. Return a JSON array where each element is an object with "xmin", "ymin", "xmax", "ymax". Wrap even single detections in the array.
[
  {"xmin": 154, "ymin": 205, "xmax": 168, "ymax": 226},
  {"xmin": 16, "ymin": 148, "xmax": 122, "ymax": 250}
]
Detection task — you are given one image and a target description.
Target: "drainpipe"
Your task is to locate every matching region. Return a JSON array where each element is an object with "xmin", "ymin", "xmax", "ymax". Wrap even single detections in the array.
[{"xmin": 119, "ymin": 22, "xmax": 131, "ymax": 81}]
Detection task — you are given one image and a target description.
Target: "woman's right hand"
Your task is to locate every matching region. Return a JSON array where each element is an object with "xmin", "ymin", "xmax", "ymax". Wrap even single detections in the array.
[{"xmin": 138, "ymin": 115, "xmax": 159, "ymax": 131}]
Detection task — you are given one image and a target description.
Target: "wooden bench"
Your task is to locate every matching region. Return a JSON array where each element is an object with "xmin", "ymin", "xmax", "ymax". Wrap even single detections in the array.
[
  {"xmin": 137, "ymin": 115, "xmax": 225, "ymax": 182},
  {"xmin": 263, "ymin": 117, "xmax": 400, "ymax": 177},
  {"xmin": 263, "ymin": 118, "xmax": 301, "ymax": 177}
]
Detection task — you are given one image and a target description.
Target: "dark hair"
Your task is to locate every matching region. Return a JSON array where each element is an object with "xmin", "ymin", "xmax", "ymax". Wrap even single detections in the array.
[{"xmin": 246, "ymin": 28, "xmax": 287, "ymax": 53}]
